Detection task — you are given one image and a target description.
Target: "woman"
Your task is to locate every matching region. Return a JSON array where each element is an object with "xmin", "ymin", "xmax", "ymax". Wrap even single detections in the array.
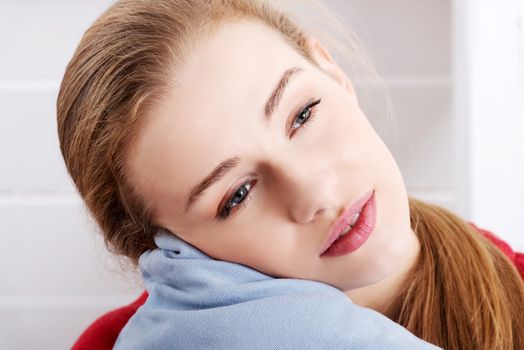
[{"xmin": 57, "ymin": 0, "xmax": 524, "ymax": 349}]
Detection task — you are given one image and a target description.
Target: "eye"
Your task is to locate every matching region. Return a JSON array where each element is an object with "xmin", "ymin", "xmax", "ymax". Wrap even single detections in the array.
[
  {"xmin": 288, "ymin": 98, "xmax": 322, "ymax": 138},
  {"xmin": 217, "ymin": 179, "xmax": 257, "ymax": 220}
]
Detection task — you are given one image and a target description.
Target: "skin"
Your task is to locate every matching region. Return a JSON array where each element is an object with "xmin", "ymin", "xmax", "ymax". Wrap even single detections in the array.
[{"xmin": 127, "ymin": 20, "xmax": 420, "ymax": 318}]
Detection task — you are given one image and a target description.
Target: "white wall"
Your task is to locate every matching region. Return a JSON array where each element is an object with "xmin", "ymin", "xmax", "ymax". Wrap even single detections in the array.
[
  {"xmin": 0, "ymin": 2, "xmax": 143, "ymax": 349},
  {"xmin": 453, "ymin": 0, "xmax": 524, "ymax": 256},
  {"xmin": 0, "ymin": 0, "xmax": 522, "ymax": 349}
]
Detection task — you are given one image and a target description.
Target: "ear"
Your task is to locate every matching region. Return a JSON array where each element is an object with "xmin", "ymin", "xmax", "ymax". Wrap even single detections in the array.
[{"xmin": 305, "ymin": 36, "xmax": 358, "ymax": 105}]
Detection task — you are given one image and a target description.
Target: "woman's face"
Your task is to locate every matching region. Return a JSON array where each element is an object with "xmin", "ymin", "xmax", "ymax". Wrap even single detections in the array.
[{"xmin": 127, "ymin": 20, "xmax": 418, "ymax": 293}]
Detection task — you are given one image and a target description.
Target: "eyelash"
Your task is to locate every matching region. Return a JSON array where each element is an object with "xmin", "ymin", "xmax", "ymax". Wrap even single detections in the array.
[{"xmin": 216, "ymin": 97, "xmax": 322, "ymax": 220}]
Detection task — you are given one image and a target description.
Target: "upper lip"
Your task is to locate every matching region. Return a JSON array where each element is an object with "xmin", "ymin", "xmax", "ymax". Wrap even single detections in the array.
[{"xmin": 319, "ymin": 189, "xmax": 375, "ymax": 255}]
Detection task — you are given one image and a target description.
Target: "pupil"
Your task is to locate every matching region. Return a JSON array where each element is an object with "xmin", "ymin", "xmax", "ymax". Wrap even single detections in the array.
[
  {"xmin": 233, "ymin": 187, "xmax": 246, "ymax": 203},
  {"xmin": 299, "ymin": 110, "xmax": 309, "ymax": 122}
]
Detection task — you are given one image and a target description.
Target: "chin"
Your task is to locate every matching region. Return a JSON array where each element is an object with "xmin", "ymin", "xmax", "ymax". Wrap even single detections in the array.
[
  {"xmin": 350, "ymin": 233, "xmax": 410, "ymax": 289},
  {"xmin": 356, "ymin": 261, "xmax": 400, "ymax": 290}
]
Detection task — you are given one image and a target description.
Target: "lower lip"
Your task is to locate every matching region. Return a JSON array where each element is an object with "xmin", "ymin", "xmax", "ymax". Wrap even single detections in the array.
[{"xmin": 320, "ymin": 192, "xmax": 377, "ymax": 258}]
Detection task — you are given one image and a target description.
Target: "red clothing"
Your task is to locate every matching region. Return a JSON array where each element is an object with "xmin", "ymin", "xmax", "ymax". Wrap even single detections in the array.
[
  {"xmin": 71, "ymin": 290, "xmax": 148, "ymax": 350},
  {"xmin": 468, "ymin": 222, "xmax": 524, "ymax": 280},
  {"xmin": 71, "ymin": 224, "xmax": 524, "ymax": 350}
]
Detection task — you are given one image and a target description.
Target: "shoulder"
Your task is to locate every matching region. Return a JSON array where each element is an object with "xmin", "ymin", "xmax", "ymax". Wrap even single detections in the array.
[
  {"xmin": 468, "ymin": 222, "xmax": 524, "ymax": 281},
  {"xmin": 71, "ymin": 291, "xmax": 148, "ymax": 350}
]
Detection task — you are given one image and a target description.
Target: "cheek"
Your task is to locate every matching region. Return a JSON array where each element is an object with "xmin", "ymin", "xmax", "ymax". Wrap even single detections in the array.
[
  {"xmin": 324, "ymin": 106, "xmax": 383, "ymax": 165},
  {"xmin": 199, "ymin": 221, "xmax": 298, "ymax": 278},
  {"xmin": 182, "ymin": 220, "xmax": 274, "ymax": 263},
  {"xmin": 325, "ymin": 93, "xmax": 369, "ymax": 141}
]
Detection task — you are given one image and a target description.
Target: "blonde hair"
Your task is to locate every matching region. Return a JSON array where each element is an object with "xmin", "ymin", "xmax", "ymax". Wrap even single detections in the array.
[{"xmin": 56, "ymin": 0, "xmax": 524, "ymax": 348}]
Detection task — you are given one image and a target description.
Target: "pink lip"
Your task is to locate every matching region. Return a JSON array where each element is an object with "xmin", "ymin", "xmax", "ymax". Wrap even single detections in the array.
[{"xmin": 319, "ymin": 189, "xmax": 375, "ymax": 256}]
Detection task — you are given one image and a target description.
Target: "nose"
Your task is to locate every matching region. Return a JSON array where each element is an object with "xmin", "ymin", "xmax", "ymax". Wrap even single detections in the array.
[{"xmin": 269, "ymin": 157, "xmax": 339, "ymax": 224}]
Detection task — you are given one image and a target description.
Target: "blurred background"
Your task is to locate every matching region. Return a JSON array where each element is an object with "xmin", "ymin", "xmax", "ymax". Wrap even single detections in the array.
[{"xmin": 1, "ymin": 0, "xmax": 523, "ymax": 348}]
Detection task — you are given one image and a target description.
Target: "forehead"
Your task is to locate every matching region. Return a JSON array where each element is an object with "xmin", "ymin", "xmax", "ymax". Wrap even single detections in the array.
[{"xmin": 129, "ymin": 20, "xmax": 311, "ymax": 220}]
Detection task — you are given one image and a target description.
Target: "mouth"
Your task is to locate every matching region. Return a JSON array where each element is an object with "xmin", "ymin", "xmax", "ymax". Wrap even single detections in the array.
[{"xmin": 319, "ymin": 189, "xmax": 376, "ymax": 258}]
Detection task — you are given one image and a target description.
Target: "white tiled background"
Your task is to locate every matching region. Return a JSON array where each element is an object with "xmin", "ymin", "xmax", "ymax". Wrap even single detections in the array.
[{"xmin": 1, "ymin": 0, "xmax": 523, "ymax": 349}]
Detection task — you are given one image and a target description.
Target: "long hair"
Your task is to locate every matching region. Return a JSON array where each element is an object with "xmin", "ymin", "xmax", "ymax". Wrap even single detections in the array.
[
  {"xmin": 56, "ymin": 0, "xmax": 524, "ymax": 348},
  {"xmin": 400, "ymin": 198, "xmax": 524, "ymax": 349}
]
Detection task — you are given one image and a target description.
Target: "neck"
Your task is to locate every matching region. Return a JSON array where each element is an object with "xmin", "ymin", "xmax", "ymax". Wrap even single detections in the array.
[{"xmin": 344, "ymin": 228, "xmax": 420, "ymax": 320}]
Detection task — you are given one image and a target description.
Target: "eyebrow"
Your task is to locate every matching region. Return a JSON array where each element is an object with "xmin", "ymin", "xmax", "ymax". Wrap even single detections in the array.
[{"xmin": 184, "ymin": 66, "xmax": 304, "ymax": 213}]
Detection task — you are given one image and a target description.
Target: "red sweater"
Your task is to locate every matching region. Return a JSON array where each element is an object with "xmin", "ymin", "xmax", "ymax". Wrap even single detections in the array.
[
  {"xmin": 468, "ymin": 222, "xmax": 524, "ymax": 280},
  {"xmin": 71, "ymin": 224, "xmax": 524, "ymax": 350}
]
